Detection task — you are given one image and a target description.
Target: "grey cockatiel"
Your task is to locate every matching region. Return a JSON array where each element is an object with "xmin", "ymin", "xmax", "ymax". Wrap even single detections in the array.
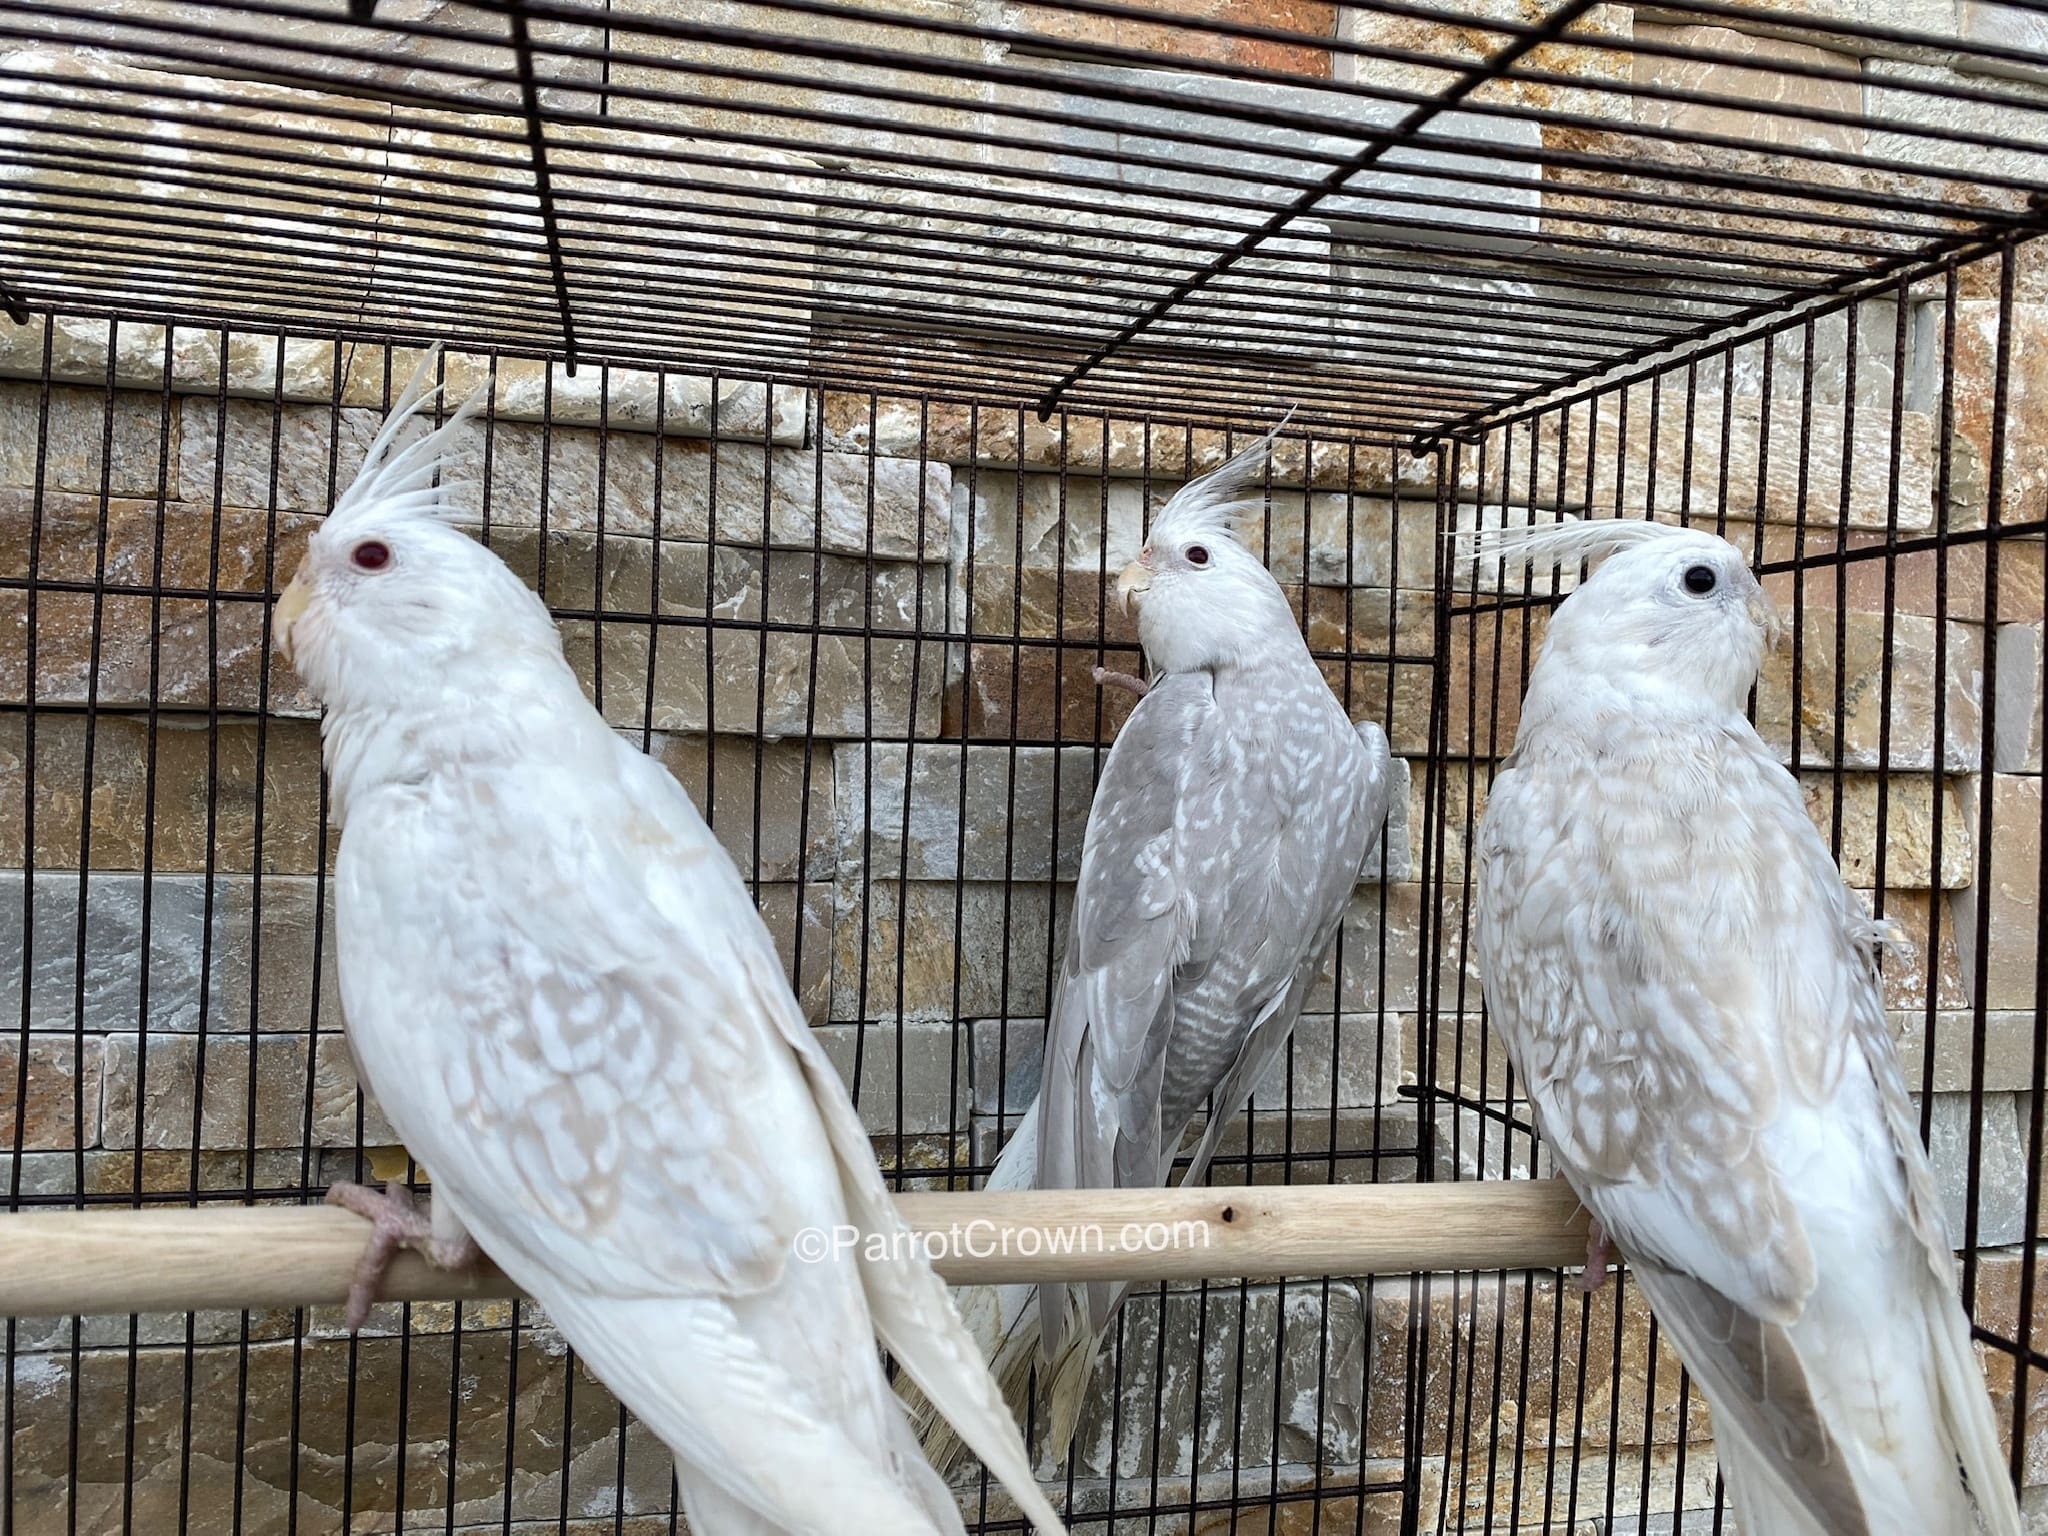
[
  {"xmin": 275, "ymin": 349, "xmax": 1067, "ymax": 1536},
  {"xmin": 1468, "ymin": 516, "xmax": 2020, "ymax": 1536},
  {"xmin": 913, "ymin": 426, "xmax": 1394, "ymax": 1469}
]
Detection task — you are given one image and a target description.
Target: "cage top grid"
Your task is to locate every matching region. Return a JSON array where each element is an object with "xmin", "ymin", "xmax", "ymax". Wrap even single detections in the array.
[{"xmin": 3, "ymin": 0, "xmax": 2048, "ymax": 440}]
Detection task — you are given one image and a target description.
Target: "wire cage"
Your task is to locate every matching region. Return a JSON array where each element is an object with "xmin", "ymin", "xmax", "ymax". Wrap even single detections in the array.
[{"xmin": 0, "ymin": 2, "xmax": 2046, "ymax": 1533}]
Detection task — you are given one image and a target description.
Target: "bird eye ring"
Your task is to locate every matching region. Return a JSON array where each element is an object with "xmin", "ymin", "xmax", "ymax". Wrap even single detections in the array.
[
  {"xmin": 1185, "ymin": 545, "xmax": 1210, "ymax": 567},
  {"xmin": 351, "ymin": 540, "xmax": 392, "ymax": 573},
  {"xmin": 1682, "ymin": 563, "xmax": 1716, "ymax": 595}
]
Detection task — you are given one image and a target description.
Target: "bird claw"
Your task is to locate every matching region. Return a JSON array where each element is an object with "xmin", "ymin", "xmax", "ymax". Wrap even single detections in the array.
[
  {"xmin": 1092, "ymin": 666, "xmax": 1149, "ymax": 699},
  {"xmin": 325, "ymin": 1180, "xmax": 478, "ymax": 1332},
  {"xmin": 1576, "ymin": 1217, "xmax": 1612, "ymax": 1294}
]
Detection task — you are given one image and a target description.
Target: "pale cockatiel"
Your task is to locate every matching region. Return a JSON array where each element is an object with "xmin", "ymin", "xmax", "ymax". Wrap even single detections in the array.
[
  {"xmin": 1468, "ymin": 516, "xmax": 2020, "ymax": 1536},
  {"xmin": 274, "ymin": 349, "xmax": 1068, "ymax": 1536},
  {"xmin": 913, "ymin": 427, "xmax": 1393, "ymax": 1469}
]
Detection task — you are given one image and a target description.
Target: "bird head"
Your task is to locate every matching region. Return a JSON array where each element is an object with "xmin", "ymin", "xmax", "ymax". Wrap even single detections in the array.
[
  {"xmin": 1115, "ymin": 417, "xmax": 1305, "ymax": 677},
  {"xmin": 1459, "ymin": 516, "xmax": 1782, "ymax": 715},
  {"xmin": 275, "ymin": 346, "xmax": 566, "ymax": 721}
]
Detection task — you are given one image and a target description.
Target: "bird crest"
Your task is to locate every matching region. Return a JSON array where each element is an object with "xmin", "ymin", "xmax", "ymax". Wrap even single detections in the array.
[
  {"xmin": 326, "ymin": 342, "xmax": 488, "ymax": 535},
  {"xmin": 1453, "ymin": 513, "xmax": 1695, "ymax": 576},
  {"xmin": 1148, "ymin": 409, "xmax": 1297, "ymax": 548}
]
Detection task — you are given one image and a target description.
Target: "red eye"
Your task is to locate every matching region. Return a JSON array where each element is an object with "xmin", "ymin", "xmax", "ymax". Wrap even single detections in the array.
[
  {"xmin": 351, "ymin": 540, "xmax": 392, "ymax": 572},
  {"xmin": 1185, "ymin": 545, "xmax": 1210, "ymax": 567}
]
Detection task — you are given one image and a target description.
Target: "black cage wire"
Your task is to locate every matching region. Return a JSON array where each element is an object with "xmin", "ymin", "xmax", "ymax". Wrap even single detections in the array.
[{"xmin": 1, "ymin": 1, "xmax": 2047, "ymax": 1533}]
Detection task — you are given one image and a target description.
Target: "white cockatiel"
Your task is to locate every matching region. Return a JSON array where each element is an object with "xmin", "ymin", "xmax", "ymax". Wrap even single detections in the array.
[
  {"xmin": 913, "ymin": 427, "xmax": 1393, "ymax": 1469},
  {"xmin": 1468, "ymin": 516, "xmax": 2020, "ymax": 1536},
  {"xmin": 275, "ymin": 349, "xmax": 1068, "ymax": 1536}
]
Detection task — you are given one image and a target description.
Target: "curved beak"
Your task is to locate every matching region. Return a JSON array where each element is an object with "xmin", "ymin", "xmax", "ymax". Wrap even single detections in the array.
[
  {"xmin": 274, "ymin": 574, "xmax": 312, "ymax": 667},
  {"xmin": 1115, "ymin": 558, "xmax": 1151, "ymax": 616}
]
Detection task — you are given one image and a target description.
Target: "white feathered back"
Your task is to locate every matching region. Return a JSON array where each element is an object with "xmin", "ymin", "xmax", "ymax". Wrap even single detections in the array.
[{"xmin": 326, "ymin": 344, "xmax": 486, "ymax": 532}]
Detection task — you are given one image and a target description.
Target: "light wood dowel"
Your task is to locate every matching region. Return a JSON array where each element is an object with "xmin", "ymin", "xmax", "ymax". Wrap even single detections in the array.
[{"xmin": 0, "ymin": 1181, "xmax": 1594, "ymax": 1319}]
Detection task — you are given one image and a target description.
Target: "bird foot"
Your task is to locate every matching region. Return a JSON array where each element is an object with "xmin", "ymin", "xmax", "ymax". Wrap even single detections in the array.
[
  {"xmin": 324, "ymin": 1180, "xmax": 479, "ymax": 1332},
  {"xmin": 1092, "ymin": 666, "xmax": 1149, "ymax": 699},
  {"xmin": 1575, "ymin": 1217, "xmax": 1611, "ymax": 1294}
]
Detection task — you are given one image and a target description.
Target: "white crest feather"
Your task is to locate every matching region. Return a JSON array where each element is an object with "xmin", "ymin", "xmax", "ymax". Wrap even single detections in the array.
[
  {"xmin": 1149, "ymin": 409, "xmax": 1297, "ymax": 547},
  {"xmin": 1452, "ymin": 513, "xmax": 1692, "ymax": 576},
  {"xmin": 327, "ymin": 343, "xmax": 486, "ymax": 531}
]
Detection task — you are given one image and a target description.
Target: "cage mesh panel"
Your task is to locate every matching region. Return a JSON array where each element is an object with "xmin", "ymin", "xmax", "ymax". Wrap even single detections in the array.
[{"xmin": 0, "ymin": 2, "xmax": 2043, "ymax": 1535}]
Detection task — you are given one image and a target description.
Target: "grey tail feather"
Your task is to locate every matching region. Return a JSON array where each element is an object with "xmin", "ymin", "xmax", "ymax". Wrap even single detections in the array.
[{"xmin": 1040, "ymin": 1299, "xmax": 1104, "ymax": 1463}]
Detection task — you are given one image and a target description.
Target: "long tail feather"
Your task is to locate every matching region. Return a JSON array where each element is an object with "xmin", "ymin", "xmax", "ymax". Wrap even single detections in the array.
[
  {"xmin": 1924, "ymin": 1267, "xmax": 2023, "ymax": 1536},
  {"xmin": 901, "ymin": 1102, "xmax": 1044, "ymax": 1475}
]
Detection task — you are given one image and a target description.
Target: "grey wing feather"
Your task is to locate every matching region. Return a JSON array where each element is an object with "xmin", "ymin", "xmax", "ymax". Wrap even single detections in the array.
[{"xmin": 1037, "ymin": 673, "xmax": 1211, "ymax": 1206}]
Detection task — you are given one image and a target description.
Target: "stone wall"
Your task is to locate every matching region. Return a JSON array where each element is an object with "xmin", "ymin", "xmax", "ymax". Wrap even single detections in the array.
[{"xmin": 0, "ymin": 4, "xmax": 2046, "ymax": 1536}]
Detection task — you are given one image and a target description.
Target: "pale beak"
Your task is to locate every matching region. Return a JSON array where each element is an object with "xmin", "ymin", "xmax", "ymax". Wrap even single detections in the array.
[
  {"xmin": 274, "ymin": 573, "xmax": 312, "ymax": 667},
  {"xmin": 1116, "ymin": 558, "xmax": 1151, "ymax": 615}
]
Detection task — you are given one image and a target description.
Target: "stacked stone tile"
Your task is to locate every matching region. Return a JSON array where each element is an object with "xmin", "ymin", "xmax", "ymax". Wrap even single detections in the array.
[{"xmin": 1, "ymin": 4, "xmax": 2046, "ymax": 1536}]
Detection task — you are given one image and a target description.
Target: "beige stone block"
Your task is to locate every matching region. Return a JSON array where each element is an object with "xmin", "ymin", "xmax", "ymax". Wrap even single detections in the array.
[
  {"xmin": 1951, "ymin": 774, "xmax": 2044, "ymax": 1011},
  {"xmin": 1441, "ymin": 609, "xmax": 1548, "ymax": 760},
  {"xmin": 1896, "ymin": 1009, "xmax": 2047, "ymax": 1094},
  {"xmin": 1959, "ymin": 1, "xmax": 2048, "ymax": 84},
  {"xmin": 645, "ymin": 733, "xmax": 832, "ymax": 883},
  {"xmin": 0, "ymin": 1035, "xmax": 99, "ymax": 1151},
  {"xmin": 1632, "ymin": 22, "xmax": 1864, "ymax": 152},
  {"xmin": 1868, "ymin": 59, "xmax": 2048, "ymax": 193},
  {"xmin": 951, "ymin": 636, "xmax": 1144, "ymax": 746},
  {"xmin": 834, "ymin": 742, "xmax": 1098, "ymax": 883},
  {"xmin": 1742, "ymin": 524, "xmax": 2045, "ymax": 627},
  {"xmin": 814, "ymin": 1019, "xmax": 970, "ymax": 1136},
  {"xmin": 1948, "ymin": 302, "xmax": 2048, "ymax": 537},
  {"xmin": 821, "ymin": 390, "xmax": 1441, "ymax": 494},
  {"xmin": 832, "ymin": 878, "xmax": 1067, "ymax": 1022},
  {"xmin": 1336, "ymin": 0, "xmax": 1634, "ymax": 122},
  {"xmin": 1754, "ymin": 607, "xmax": 1981, "ymax": 773},
  {"xmin": 0, "ymin": 384, "xmax": 179, "ymax": 500},
  {"xmin": 1246, "ymin": 1011, "xmax": 1406, "ymax": 1114},
  {"xmin": 1799, "ymin": 773, "xmax": 1973, "ymax": 891},
  {"xmin": 1995, "ymin": 621, "xmax": 2045, "ymax": 773},
  {"xmin": 956, "ymin": 467, "xmax": 1436, "ymax": 591},
  {"xmin": 0, "ymin": 492, "xmax": 318, "ymax": 717},
  {"xmin": 0, "ymin": 871, "xmax": 341, "ymax": 1038},
  {"xmin": 1, "ymin": 1329, "xmax": 681, "ymax": 1536},
  {"xmin": 0, "ymin": 1, "xmax": 602, "ymax": 112},
  {"xmin": 1864, "ymin": 889, "xmax": 1971, "ymax": 1014},
  {"xmin": 0, "ymin": 324, "xmax": 805, "ymax": 446},
  {"xmin": 573, "ymin": 613, "xmax": 947, "ymax": 743},
  {"xmin": 1305, "ymin": 882, "xmax": 1480, "ymax": 1016},
  {"xmin": 760, "ymin": 882, "xmax": 832, "ymax": 1025},
  {"xmin": 97, "ymin": 1031, "xmax": 380, "ymax": 1152},
  {"xmin": 0, "ymin": 713, "xmax": 329, "ymax": 876},
  {"xmin": 1365, "ymin": 1268, "xmax": 1710, "ymax": 1468},
  {"xmin": 1490, "ymin": 389, "xmax": 1964, "ymax": 532}
]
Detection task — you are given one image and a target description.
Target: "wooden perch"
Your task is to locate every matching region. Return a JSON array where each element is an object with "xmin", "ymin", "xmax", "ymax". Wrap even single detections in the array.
[{"xmin": 0, "ymin": 1181, "xmax": 1593, "ymax": 1320}]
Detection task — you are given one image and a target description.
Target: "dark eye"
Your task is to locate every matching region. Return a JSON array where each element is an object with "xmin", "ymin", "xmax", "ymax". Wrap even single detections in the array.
[
  {"xmin": 351, "ymin": 540, "xmax": 392, "ymax": 572},
  {"xmin": 1185, "ymin": 545, "xmax": 1210, "ymax": 567},
  {"xmin": 1682, "ymin": 563, "xmax": 1716, "ymax": 595}
]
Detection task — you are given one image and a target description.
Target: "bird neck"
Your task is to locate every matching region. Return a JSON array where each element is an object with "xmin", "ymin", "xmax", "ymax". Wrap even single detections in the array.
[
  {"xmin": 1515, "ymin": 663, "xmax": 1743, "ymax": 757},
  {"xmin": 319, "ymin": 663, "xmax": 596, "ymax": 827}
]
